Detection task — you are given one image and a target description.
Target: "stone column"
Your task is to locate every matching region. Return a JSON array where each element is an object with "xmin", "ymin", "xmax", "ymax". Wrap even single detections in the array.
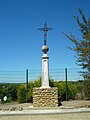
[
  {"xmin": 41, "ymin": 54, "xmax": 50, "ymax": 88},
  {"xmin": 41, "ymin": 45, "xmax": 50, "ymax": 88}
]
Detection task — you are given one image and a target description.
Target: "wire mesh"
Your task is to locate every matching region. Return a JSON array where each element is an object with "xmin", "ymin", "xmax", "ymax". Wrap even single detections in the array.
[
  {"xmin": 0, "ymin": 70, "xmax": 25, "ymax": 83},
  {"xmin": 0, "ymin": 68, "xmax": 84, "ymax": 83}
]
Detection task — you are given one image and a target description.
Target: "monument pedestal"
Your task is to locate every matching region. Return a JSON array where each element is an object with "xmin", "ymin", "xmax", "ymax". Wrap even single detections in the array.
[
  {"xmin": 33, "ymin": 23, "xmax": 58, "ymax": 107},
  {"xmin": 33, "ymin": 87, "xmax": 58, "ymax": 107},
  {"xmin": 33, "ymin": 46, "xmax": 58, "ymax": 107}
]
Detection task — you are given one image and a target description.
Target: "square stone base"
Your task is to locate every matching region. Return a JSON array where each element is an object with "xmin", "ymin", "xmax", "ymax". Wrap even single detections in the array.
[{"xmin": 33, "ymin": 87, "xmax": 58, "ymax": 107}]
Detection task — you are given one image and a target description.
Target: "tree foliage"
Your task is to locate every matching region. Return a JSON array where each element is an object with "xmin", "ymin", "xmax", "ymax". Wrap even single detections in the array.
[
  {"xmin": 63, "ymin": 9, "xmax": 90, "ymax": 99},
  {"xmin": 63, "ymin": 9, "xmax": 90, "ymax": 79}
]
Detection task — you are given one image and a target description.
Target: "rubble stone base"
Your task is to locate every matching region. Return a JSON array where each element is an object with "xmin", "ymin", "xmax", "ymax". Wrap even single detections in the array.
[{"xmin": 33, "ymin": 87, "xmax": 58, "ymax": 107}]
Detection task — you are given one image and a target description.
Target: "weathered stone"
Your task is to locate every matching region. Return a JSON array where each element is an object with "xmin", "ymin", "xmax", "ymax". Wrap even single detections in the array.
[{"xmin": 33, "ymin": 87, "xmax": 58, "ymax": 107}]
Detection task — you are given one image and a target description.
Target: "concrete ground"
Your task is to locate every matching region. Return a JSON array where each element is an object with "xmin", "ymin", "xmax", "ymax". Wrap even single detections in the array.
[{"xmin": 0, "ymin": 112, "xmax": 90, "ymax": 120}]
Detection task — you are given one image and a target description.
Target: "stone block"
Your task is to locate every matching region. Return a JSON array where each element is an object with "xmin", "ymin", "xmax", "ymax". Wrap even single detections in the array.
[{"xmin": 33, "ymin": 87, "xmax": 58, "ymax": 107}]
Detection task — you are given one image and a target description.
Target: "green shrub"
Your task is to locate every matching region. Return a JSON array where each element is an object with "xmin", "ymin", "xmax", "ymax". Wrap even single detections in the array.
[
  {"xmin": 17, "ymin": 84, "xmax": 26, "ymax": 103},
  {"xmin": 33, "ymin": 77, "xmax": 41, "ymax": 87},
  {"xmin": 17, "ymin": 78, "xmax": 84, "ymax": 103},
  {"xmin": 0, "ymin": 84, "xmax": 18, "ymax": 103},
  {"xmin": 83, "ymin": 80, "xmax": 90, "ymax": 100},
  {"xmin": 17, "ymin": 84, "xmax": 33, "ymax": 103},
  {"xmin": 17, "ymin": 78, "xmax": 41, "ymax": 103},
  {"xmin": 49, "ymin": 80, "xmax": 81, "ymax": 101}
]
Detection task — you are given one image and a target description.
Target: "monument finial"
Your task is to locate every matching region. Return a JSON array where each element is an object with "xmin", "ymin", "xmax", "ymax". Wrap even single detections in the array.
[{"xmin": 38, "ymin": 22, "xmax": 53, "ymax": 45}]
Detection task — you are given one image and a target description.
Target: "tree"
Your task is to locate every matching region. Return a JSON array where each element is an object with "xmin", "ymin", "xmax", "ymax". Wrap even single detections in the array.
[
  {"xmin": 63, "ymin": 9, "xmax": 90, "ymax": 79},
  {"xmin": 63, "ymin": 9, "xmax": 90, "ymax": 99}
]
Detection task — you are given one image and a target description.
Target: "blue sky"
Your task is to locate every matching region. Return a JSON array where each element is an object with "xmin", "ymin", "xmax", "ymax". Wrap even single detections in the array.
[{"xmin": 0, "ymin": 0, "xmax": 90, "ymax": 71}]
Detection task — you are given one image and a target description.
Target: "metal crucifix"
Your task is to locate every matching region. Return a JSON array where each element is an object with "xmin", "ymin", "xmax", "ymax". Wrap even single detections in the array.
[{"xmin": 38, "ymin": 22, "xmax": 53, "ymax": 45}]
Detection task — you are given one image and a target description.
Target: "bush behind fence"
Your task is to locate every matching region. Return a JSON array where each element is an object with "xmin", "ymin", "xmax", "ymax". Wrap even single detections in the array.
[{"xmin": 0, "ymin": 68, "xmax": 87, "ymax": 103}]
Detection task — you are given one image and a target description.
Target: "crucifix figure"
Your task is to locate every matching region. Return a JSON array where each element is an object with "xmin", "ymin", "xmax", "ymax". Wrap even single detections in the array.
[{"xmin": 38, "ymin": 22, "xmax": 53, "ymax": 45}]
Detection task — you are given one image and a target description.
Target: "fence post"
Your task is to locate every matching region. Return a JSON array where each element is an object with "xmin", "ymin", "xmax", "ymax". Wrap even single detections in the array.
[
  {"xmin": 65, "ymin": 68, "xmax": 68, "ymax": 101},
  {"xmin": 26, "ymin": 69, "xmax": 28, "ymax": 103}
]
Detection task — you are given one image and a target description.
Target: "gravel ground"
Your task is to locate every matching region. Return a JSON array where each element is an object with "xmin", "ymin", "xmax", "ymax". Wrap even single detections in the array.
[
  {"xmin": 62, "ymin": 100, "xmax": 90, "ymax": 108},
  {"xmin": 0, "ymin": 100, "xmax": 90, "ymax": 110},
  {"xmin": 0, "ymin": 100, "xmax": 90, "ymax": 120}
]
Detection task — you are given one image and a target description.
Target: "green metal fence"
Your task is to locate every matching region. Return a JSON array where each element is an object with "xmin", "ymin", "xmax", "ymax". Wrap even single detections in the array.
[
  {"xmin": 0, "ymin": 68, "xmax": 84, "ymax": 102},
  {"xmin": 0, "ymin": 68, "xmax": 84, "ymax": 83}
]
